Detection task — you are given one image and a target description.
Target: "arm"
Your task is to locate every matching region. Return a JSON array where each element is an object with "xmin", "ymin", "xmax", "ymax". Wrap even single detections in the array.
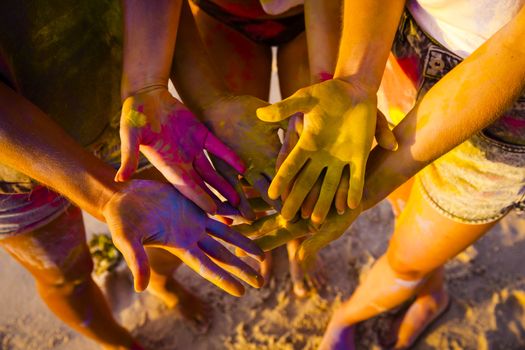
[
  {"xmin": 120, "ymin": 0, "xmax": 182, "ymax": 98},
  {"xmin": 240, "ymin": 4, "xmax": 525, "ymax": 263},
  {"xmin": 0, "ymin": 82, "xmax": 263, "ymax": 294},
  {"xmin": 304, "ymin": 0, "xmax": 341, "ymax": 83},
  {"xmin": 255, "ymin": 0, "xmax": 405, "ymax": 223},
  {"xmin": 171, "ymin": 1, "xmax": 283, "ymax": 218},
  {"xmin": 117, "ymin": 0, "xmax": 244, "ymax": 214},
  {"xmin": 362, "ymin": 4, "xmax": 525, "ymax": 210},
  {"xmin": 0, "ymin": 83, "xmax": 119, "ymax": 220},
  {"xmin": 334, "ymin": 0, "xmax": 405, "ymax": 92}
]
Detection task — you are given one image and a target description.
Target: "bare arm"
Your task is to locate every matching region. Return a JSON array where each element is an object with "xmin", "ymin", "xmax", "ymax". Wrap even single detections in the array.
[
  {"xmin": 334, "ymin": 0, "xmax": 406, "ymax": 92},
  {"xmin": 0, "ymin": 83, "xmax": 120, "ymax": 220},
  {"xmin": 363, "ymin": 4, "xmax": 525, "ymax": 210},
  {"xmin": 121, "ymin": 0, "xmax": 182, "ymax": 98},
  {"xmin": 304, "ymin": 0, "xmax": 342, "ymax": 83}
]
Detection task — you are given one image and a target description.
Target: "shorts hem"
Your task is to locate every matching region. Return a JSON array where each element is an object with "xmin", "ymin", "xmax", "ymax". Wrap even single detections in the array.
[{"xmin": 416, "ymin": 176, "xmax": 508, "ymax": 225}]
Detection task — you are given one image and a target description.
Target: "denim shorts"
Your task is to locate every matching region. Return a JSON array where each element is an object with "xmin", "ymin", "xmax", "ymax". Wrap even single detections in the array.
[
  {"xmin": 389, "ymin": 11, "xmax": 525, "ymax": 224},
  {"xmin": 0, "ymin": 112, "xmax": 151, "ymax": 238}
]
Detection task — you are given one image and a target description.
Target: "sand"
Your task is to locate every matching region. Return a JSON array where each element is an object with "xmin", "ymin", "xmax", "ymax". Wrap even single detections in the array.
[{"xmin": 2, "ymin": 200, "xmax": 525, "ymax": 350}]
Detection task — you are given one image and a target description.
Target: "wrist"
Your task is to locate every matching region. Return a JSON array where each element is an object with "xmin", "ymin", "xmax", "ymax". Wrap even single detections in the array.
[{"xmin": 121, "ymin": 75, "xmax": 169, "ymax": 101}]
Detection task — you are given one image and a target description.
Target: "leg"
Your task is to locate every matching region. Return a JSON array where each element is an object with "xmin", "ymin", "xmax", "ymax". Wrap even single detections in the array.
[
  {"xmin": 189, "ymin": 1, "xmax": 272, "ymax": 99},
  {"xmin": 277, "ymin": 31, "xmax": 327, "ymax": 296},
  {"xmin": 319, "ymin": 183, "xmax": 497, "ymax": 350},
  {"xmin": 145, "ymin": 247, "xmax": 211, "ymax": 332},
  {"xmin": 134, "ymin": 167, "xmax": 211, "ymax": 331},
  {"xmin": 0, "ymin": 207, "xmax": 141, "ymax": 350},
  {"xmin": 387, "ymin": 177, "xmax": 415, "ymax": 219}
]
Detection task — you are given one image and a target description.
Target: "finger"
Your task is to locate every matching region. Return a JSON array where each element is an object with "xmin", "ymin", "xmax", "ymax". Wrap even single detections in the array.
[
  {"xmin": 247, "ymin": 172, "xmax": 283, "ymax": 212},
  {"xmin": 194, "ymin": 152, "xmax": 240, "ymax": 206},
  {"xmin": 375, "ymin": 110, "xmax": 398, "ymax": 151},
  {"xmin": 175, "ymin": 247, "xmax": 245, "ymax": 297},
  {"xmin": 254, "ymin": 219, "xmax": 311, "ymax": 251},
  {"xmin": 301, "ymin": 175, "xmax": 323, "ymax": 219},
  {"xmin": 198, "ymin": 237, "xmax": 263, "ymax": 288},
  {"xmin": 281, "ymin": 161, "xmax": 324, "ymax": 221},
  {"xmin": 206, "ymin": 217, "xmax": 264, "ymax": 262},
  {"xmin": 234, "ymin": 213, "xmax": 286, "ymax": 239},
  {"xmin": 248, "ymin": 197, "xmax": 273, "ymax": 212},
  {"xmin": 276, "ymin": 114, "xmax": 302, "ymax": 171},
  {"xmin": 212, "ymin": 157, "xmax": 256, "ymax": 220},
  {"xmin": 297, "ymin": 210, "xmax": 360, "ymax": 265},
  {"xmin": 348, "ymin": 160, "xmax": 366, "ymax": 209},
  {"xmin": 204, "ymin": 132, "xmax": 246, "ymax": 174},
  {"xmin": 268, "ymin": 146, "xmax": 309, "ymax": 200},
  {"xmin": 115, "ymin": 126, "xmax": 140, "ymax": 182},
  {"xmin": 113, "ymin": 237, "xmax": 150, "ymax": 292},
  {"xmin": 155, "ymin": 164, "xmax": 218, "ymax": 214},
  {"xmin": 335, "ymin": 165, "xmax": 350, "ymax": 215},
  {"xmin": 256, "ymin": 90, "xmax": 312, "ymax": 122},
  {"xmin": 311, "ymin": 166, "xmax": 343, "ymax": 225}
]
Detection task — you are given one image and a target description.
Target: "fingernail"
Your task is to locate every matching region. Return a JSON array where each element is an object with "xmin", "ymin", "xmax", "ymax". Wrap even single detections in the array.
[
  {"xmin": 391, "ymin": 140, "xmax": 399, "ymax": 151},
  {"xmin": 337, "ymin": 209, "xmax": 345, "ymax": 215}
]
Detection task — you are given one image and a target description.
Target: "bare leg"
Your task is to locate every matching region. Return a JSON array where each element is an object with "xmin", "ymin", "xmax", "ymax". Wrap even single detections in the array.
[
  {"xmin": 383, "ymin": 179, "xmax": 449, "ymax": 348},
  {"xmin": 277, "ymin": 31, "xmax": 327, "ymax": 296},
  {"xmin": 146, "ymin": 247, "xmax": 211, "ymax": 332},
  {"xmin": 133, "ymin": 167, "xmax": 211, "ymax": 332},
  {"xmin": 0, "ymin": 207, "xmax": 141, "ymax": 350},
  {"xmin": 319, "ymin": 182, "xmax": 497, "ymax": 350}
]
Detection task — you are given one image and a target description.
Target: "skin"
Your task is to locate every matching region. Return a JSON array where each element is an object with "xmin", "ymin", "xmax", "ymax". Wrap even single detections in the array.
[
  {"xmin": 240, "ymin": 2, "xmax": 525, "ymax": 349},
  {"xmin": 255, "ymin": 0, "xmax": 404, "ymax": 224},
  {"xmin": 0, "ymin": 43, "xmax": 265, "ymax": 350},
  {"xmin": 172, "ymin": 0, "xmax": 323, "ymax": 295},
  {"xmin": 118, "ymin": 0, "xmax": 245, "ymax": 214}
]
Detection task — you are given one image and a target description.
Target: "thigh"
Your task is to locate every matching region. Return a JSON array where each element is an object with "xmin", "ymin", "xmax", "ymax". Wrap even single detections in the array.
[
  {"xmin": 190, "ymin": 2, "xmax": 272, "ymax": 100},
  {"xmin": 386, "ymin": 181, "xmax": 498, "ymax": 279},
  {"xmin": 0, "ymin": 206, "xmax": 92, "ymax": 285},
  {"xmin": 276, "ymin": 31, "xmax": 310, "ymax": 98}
]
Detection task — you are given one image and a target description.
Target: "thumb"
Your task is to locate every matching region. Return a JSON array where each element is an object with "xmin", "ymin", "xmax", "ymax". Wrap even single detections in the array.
[
  {"xmin": 115, "ymin": 126, "xmax": 140, "ymax": 182},
  {"xmin": 256, "ymin": 89, "xmax": 313, "ymax": 122},
  {"xmin": 375, "ymin": 110, "xmax": 398, "ymax": 151},
  {"xmin": 114, "ymin": 237, "xmax": 150, "ymax": 292}
]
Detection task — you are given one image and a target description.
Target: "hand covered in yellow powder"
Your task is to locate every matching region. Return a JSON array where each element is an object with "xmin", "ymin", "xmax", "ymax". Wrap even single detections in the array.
[
  {"xmin": 103, "ymin": 179, "xmax": 264, "ymax": 295},
  {"xmin": 116, "ymin": 86, "xmax": 245, "ymax": 214},
  {"xmin": 235, "ymin": 204, "xmax": 361, "ymax": 266},
  {"xmin": 277, "ymin": 109, "xmax": 397, "ymax": 225},
  {"xmin": 257, "ymin": 79, "xmax": 377, "ymax": 223},
  {"xmin": 198, "ymin": 94, "xmax": 283, "ymax": 220}
]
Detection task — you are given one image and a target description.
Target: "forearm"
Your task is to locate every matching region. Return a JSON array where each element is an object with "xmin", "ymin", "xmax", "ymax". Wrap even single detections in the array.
[
  {"xmin": 0, "ymin": 83, "xmax": 121, "ymax": 220},
  {"xmin": 362, "ymin": 8, "xmax": 525, "ymax": 210},
  {"xmin": 304, "ymin": 0, "xmax": 342, "ymax": 83},
  {"xmin": 171, "ymin": 0, "xmax": 230, "ymax": 115},
  {"xmin": 335, "ymin": 0, "xmax": 405, "ymax": 92},
  {"xmin": 121, "ymin": 0, "xmax": 182, "ymax": 99}
]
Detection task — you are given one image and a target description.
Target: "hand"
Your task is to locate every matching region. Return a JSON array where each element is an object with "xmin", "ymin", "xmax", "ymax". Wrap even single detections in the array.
[
  {"xmin": 257, "ymin": 79, "xmax": 377, "ymax": 223},
  {"xmin": 116, "ymin": 86, "xmax": 245, "ymax": 214},
  {"xmin": 102, "ymin": 179, "xmax": 265, "ymax": 296},
  {"xmin": 235, "ymin": 205, "xmax": 361, "ymax": 266},
  {"xmin": 199, "ymin": 94, "xmax": 283, "ymax": 219},
  {"xmin": 278, "ymin": 110, "xmax": 397, "ymax": 224}
]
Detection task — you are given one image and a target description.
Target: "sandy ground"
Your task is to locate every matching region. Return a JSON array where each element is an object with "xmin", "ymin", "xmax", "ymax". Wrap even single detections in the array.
[
  {"xmin": 2, "ymin": 54, "xmax": 525, "ymax": 349},
  {"xmin": 2, "ymin": 201, "xmax": 525, "ymax": 350}
]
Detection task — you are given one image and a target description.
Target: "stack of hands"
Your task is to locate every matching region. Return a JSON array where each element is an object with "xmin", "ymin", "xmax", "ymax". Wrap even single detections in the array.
[{"xmin": 111, "ymin": 78, "xmax": 397, "ymax": 295}]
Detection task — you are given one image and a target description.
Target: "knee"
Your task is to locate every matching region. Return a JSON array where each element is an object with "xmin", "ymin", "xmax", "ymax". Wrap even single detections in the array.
[
  {"xmin": 35, "ymin": 248, "xmax": 94, "ymax": 293},
  {"xmin": 386, "ymin": 249, "xmax": 433, "ymax": 281}
]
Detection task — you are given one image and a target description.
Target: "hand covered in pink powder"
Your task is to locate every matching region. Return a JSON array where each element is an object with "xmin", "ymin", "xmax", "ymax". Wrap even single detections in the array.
[
  {"xmin": 198, "ymin": 94, "xmax": 283, "ymax": 220},
  {"xmin": 116, "ymin": 86, "xmax": 245, "ymax": 214},
  {"xmin": 103, "ymin": 179, "xmax": 264, "ymax": 295}
]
